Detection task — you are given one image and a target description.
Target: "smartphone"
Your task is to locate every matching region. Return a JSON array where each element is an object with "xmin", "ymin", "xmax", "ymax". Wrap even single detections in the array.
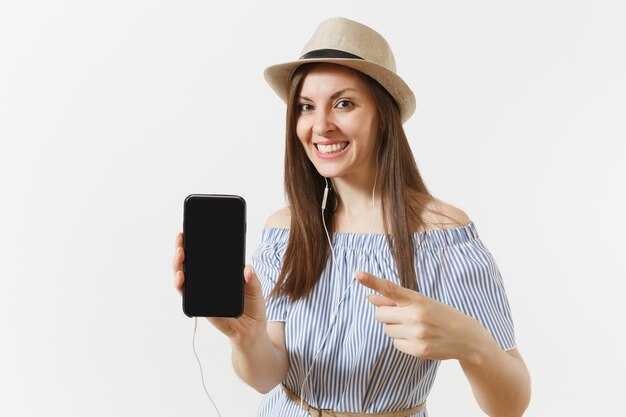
[{"xmin": 182, "ymin": 194, "xmax": 246, "ymax": 318}]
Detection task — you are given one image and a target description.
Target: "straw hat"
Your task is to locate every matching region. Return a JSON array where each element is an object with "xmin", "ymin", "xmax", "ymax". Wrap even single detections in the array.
[{"xmin": 264, "ymin": 17, "xmax": 416, "ymax": 123}]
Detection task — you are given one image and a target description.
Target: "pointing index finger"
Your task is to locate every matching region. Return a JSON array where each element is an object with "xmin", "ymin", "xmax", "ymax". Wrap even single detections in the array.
[{"xmin": 355, "ymin": 272, "xmax": 412, "ymax": 305}]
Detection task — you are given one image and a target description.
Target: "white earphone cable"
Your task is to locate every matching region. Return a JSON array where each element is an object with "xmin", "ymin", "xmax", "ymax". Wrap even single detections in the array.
[
  {"xmin": 193, "ymin": 317, "xmax": 223, "ymax": 417},
  {"xmin": 300, "ymin": 171, "xmax": 379, "ymax": 409}
]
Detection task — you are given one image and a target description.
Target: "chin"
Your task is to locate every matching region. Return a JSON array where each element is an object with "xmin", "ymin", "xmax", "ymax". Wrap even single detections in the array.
[{"xmin": 314, "ymin": 166, "xmax": 345, "ymax": 179}]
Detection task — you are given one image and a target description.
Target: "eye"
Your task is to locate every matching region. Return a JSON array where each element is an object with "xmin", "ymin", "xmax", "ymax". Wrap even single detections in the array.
[
  {"xmin": 298, "ymin": 102, "xmax": 313, "ymax": 112},
  {"xmin": 335, "ymin": 99, "xmax": 354, "ymax": 109}
]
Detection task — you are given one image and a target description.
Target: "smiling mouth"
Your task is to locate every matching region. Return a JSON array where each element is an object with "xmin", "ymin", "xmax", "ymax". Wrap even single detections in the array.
[{"xmin": 315, "ymin": 142, "xmax": 349, "ymax": 155}]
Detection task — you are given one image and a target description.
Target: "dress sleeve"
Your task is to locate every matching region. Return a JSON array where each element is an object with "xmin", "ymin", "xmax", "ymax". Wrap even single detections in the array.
[
  {"xmin": 427, "ymin": 237, "xmax": 517, "ymax": 351},
  {"xmin": 251, "ymin": 229, "xmax": 290, "ymax": 322}
]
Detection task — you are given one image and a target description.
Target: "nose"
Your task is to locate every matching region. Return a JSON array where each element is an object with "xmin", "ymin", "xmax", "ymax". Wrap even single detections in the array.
[{"xmin": 312, "ymin": 108, "xmax": 336, "ymax": 137}]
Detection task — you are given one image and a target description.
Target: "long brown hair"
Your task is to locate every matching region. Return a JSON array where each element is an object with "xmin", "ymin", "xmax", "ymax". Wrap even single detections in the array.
[{"xmin": 270, "ymin": 63, "xmax": 448, "ymax": 302}]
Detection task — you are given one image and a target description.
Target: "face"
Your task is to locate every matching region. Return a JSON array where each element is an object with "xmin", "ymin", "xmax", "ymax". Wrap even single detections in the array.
[{"xmin": 295, "ymin": 63, "xmax": 379, "ymax": 181}]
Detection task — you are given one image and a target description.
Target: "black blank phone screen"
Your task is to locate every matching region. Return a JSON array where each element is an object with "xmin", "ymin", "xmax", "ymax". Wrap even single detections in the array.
[{"xmin": 183, "ymin": 194, "xmax": 245, "ymax": 317}]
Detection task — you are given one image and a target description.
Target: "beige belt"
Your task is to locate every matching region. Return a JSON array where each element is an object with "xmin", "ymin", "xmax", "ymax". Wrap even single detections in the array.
[{"xmin": 281, "ymin": 384, "xmax": 426, "ymax": 417}]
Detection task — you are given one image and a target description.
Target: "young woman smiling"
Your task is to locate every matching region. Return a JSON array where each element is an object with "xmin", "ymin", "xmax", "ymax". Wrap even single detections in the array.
[{"xmin": 173, "ymin": 17, "xmax": 530, "ymax": 417}]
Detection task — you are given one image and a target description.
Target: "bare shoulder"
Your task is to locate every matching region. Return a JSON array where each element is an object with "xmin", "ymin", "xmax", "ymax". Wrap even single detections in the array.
[
  {"xmin": 418, "ymin": 196, "xmax": 471, "ymax": 231},
  {"xmin": 264, "ymin": 206, "xmax": 291, "ymax": 229}
]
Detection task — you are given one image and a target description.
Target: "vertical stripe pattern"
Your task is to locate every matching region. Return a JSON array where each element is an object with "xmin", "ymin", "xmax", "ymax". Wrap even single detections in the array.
[{"xmin": 251, "ymin": 221, "xmax": 516, "ymax": 417}]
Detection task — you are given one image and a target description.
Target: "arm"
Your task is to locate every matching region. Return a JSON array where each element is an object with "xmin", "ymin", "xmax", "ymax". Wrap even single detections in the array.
[
  {"xmin": 356, "ymin": 272, "xmax": 531, "ymax": 417},
  {"xmin": 233, "ymin": 208, "xmax": 292, "ymax": 393},
  {"xmin": 460, "ymin": 340, "xmax": 531, "ymax": 417},
  {"xmin": 231, "ymin": 322, "xmax": 289, "ymax": 394},
  {"xmin": 172, "ymin": 243, "xmax": 288, "ymax": 393},
  {"xmin": 430, "ymin": 202, "xmax": 531, "ymax": 415}
]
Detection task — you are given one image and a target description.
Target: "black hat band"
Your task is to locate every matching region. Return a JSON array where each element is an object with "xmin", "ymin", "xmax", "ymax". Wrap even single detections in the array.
[{"xmin": 299, "ymin": 49, "xmax": 363, "ymax": 60}]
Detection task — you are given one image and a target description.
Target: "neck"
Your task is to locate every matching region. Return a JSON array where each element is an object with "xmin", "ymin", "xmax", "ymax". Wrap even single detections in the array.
[{"xmin": 330, "ymin": 173, "xmax": 383, "ymax": 233}]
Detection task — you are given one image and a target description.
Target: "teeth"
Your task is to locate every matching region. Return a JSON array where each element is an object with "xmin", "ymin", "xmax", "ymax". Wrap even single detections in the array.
[{"xmin": 317, "ymin": 142, "xmax": 348, "ymax": 154}]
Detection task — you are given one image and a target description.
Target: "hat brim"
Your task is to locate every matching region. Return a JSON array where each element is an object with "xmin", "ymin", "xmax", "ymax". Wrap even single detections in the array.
[{"xmin": 264, "ymin": 58, "xmax": 416, "ymax": 123}]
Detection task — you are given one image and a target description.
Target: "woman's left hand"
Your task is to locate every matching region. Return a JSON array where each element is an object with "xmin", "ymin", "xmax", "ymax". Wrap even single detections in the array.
[{"xmin": 355, "ymin": 271, "xmax": 492, "ymax": 362}]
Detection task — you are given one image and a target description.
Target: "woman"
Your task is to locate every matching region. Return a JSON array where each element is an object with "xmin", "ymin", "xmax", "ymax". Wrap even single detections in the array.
[{"xmin": 173, "ymin": 17, "xmax": 530, "ymax": 417}]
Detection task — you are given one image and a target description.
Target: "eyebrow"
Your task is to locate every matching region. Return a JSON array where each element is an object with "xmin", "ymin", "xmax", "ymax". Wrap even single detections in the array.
[{"xmin": 299, "ymin": 88, "xmax": 359, "ymax": 102}]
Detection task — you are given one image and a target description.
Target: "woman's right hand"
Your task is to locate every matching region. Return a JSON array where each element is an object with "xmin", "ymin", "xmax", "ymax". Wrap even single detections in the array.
[{"xmin": 172, "ymin": 232, "xmax": 268, "ymax": 348}]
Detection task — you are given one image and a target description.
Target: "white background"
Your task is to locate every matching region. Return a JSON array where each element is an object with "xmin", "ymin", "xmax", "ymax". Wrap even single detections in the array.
[{"xmin": 1, "ymin": 1, "xmax": 624, "ymax": 416}]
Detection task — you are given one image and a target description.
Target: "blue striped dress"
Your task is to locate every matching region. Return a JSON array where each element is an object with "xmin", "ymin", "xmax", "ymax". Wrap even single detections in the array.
[{"xmin": 251, "ymin": 220, "xmax": 516, "ymax": 417}]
